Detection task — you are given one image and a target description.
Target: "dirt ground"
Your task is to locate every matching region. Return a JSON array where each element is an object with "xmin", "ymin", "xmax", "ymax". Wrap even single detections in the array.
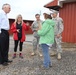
[{"xmin": 0, "ymin": 35, "xmax": 76, "ymax": 75}]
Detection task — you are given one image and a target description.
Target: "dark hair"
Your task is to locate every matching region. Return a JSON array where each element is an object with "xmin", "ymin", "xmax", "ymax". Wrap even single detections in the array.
[
  {"xmin": 35, "ymin": 14, "xmax": 40, "ymax": 17},
  {"xmin": 44, "ymin": 13, "xmax": 52, "ymax": 19}
]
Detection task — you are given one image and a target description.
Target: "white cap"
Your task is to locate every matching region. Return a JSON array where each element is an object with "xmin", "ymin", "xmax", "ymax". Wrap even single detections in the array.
[
  {"xmin": 43, "ymin": 8, "xmax": 51, "ymax": 15},
  {"xmin": 50, "ymin": 9, "xmax": 59, "ymax": 14}
]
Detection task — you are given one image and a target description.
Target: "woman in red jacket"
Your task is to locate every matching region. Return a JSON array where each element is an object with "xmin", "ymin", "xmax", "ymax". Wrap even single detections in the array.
[{"xmin": 11, "ymin": 14, "xmax": 29, "ymax": 59}]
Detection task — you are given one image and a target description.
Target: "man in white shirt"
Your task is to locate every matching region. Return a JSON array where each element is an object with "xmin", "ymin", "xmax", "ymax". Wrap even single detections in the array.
[{"xmin": 0, "ymin": 3, "xmax": 12, "ymax": 66}]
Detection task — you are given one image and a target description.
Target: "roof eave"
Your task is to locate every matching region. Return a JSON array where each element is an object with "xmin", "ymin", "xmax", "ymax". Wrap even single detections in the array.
[
  {"xmin": 59, "ymin": 0, "xmax": 76, "ymax": 7},
  {"xmin": 44, "ymin": 0, "xmax": 76, "ymax": 8}
]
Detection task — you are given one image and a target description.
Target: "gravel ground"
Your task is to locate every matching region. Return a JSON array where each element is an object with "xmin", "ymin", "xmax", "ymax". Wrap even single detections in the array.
[{"xmin": 0, "ymin": 35, "xmax": 76, "ymax": 75}]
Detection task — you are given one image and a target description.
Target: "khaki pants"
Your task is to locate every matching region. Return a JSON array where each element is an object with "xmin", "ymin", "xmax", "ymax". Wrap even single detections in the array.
[{"xmin": 32, "ymin": 36, "xmax": 42, "ymax": 54}]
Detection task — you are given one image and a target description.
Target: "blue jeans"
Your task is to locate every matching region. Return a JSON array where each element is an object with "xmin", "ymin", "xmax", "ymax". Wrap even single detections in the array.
[{"xmin": 41, "ymin": 44, "xmax": 51, "ymax": 68}]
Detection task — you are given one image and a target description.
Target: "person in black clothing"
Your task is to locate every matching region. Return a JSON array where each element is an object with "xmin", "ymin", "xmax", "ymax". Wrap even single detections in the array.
[
  {"xmin": 0, "ymin": 4, "xmax": 12, "ymax": 66},
  {"xmin": 14, "ymin": 22, "xmax": 23, "ymax": 58},
  {"xmin": 11, "ymin": 14, "xmax": 29, "ymax": 59}
]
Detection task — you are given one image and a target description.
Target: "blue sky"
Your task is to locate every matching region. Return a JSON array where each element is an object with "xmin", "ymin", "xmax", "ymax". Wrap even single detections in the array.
[{"xmin": 0, "ymin": 0, "xmax": 53, "ymax": 20}]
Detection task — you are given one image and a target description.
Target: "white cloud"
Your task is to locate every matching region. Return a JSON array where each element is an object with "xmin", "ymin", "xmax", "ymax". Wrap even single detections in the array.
[{"xmin": 0, "ymin": 0, "xmax": 53, "ymax": 20}]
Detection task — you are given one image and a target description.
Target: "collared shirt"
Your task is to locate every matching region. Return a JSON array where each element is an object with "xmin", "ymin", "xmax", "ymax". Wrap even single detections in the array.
[
  {"xmin": 31, "ymin": 20, "xmax": 43, "ymax": 37},
  {"xmin": 31, "ymin": 20, "xmax": 43, "ymax": 32},
  {"xmin": 0, "ymin": 10, "xmax": 10, "ymax": 33}
]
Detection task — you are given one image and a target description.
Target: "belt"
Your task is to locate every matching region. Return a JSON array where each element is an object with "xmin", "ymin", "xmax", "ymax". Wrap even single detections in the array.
[
  {"xmin": 1, "ymin": 29, "xmax": 8, "ymax": 31},
  {"xmin": 33, "ymin": 30, "xmax": 37, "ymax": 32},
  {"xmin": 1, "ymin": 29, "xmax": 9, "ymax": 33}
]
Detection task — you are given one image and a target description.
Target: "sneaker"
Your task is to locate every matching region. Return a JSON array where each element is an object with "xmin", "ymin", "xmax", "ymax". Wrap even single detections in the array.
[
  {"xmin": 39, "ymin": 53, "xmax": 43, "ymax": 57},
  {"xmin": 50, "ymin": 51, "xmax": 56, "ymax": 56},
  {"xmin": 12, "ymin": 54, "xmax": 16, "ymax": 59},
  {"xmin": 31, "ymin": 52, "xmax": 36, "ymax": 56},
  {"xmin": 38, "ymin": 51, "xmax": 42, "ymax": 57},
  {"xmin": 7, "ymin": 60, "xmax": 13, "ymax": 63},
  {"xmin": 49, "ymin": 64, "xmax": 52, "ymax": 67},
  {"xmin": 40, "ymin": 65, "xmax": 50, "ymax": 70},
  {"xmin": 57, "ymin": 53, "xmax": 61, "ymax": 60},
  {"xmin": 2, "ymin": 62, "xmax": 9, "ymax": 66},
  {"xmin": 19, "ymin": 53, "xmax": 23, "ymax": 59}
]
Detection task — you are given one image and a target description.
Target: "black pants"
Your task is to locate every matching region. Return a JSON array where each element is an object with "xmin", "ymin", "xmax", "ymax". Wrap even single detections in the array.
[
  {"xmin": 0, "ymin": 29, "xmax": 9, "ymax": 64},
  {"xmin": 14, "ymin": 40, "xmax": 23, "ymax": 52}
]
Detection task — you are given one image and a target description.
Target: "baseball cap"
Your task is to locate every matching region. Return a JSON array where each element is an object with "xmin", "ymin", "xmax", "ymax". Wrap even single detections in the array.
[
  {"xmin": 43, "ymin": 8, "xmax": 51, "ymax": 15},
  {"xmin": 50, "ymin": 9, "xmax": 59, "ymax": 14}
]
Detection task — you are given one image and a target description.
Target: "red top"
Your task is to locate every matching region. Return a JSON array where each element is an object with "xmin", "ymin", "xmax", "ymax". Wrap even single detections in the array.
[{"xmin": 11, "ymin": 22, "xmax": 29, "ymax": 42}]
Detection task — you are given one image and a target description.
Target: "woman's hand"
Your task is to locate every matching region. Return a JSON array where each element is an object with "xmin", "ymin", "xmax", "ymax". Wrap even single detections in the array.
[
  {"xmin": 17, "ymin": 29, "xmax": 20, "ymax": 33},
  {"xmin": 26, "ymin": 22, "xmax": 30, "ymax": 26}
]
